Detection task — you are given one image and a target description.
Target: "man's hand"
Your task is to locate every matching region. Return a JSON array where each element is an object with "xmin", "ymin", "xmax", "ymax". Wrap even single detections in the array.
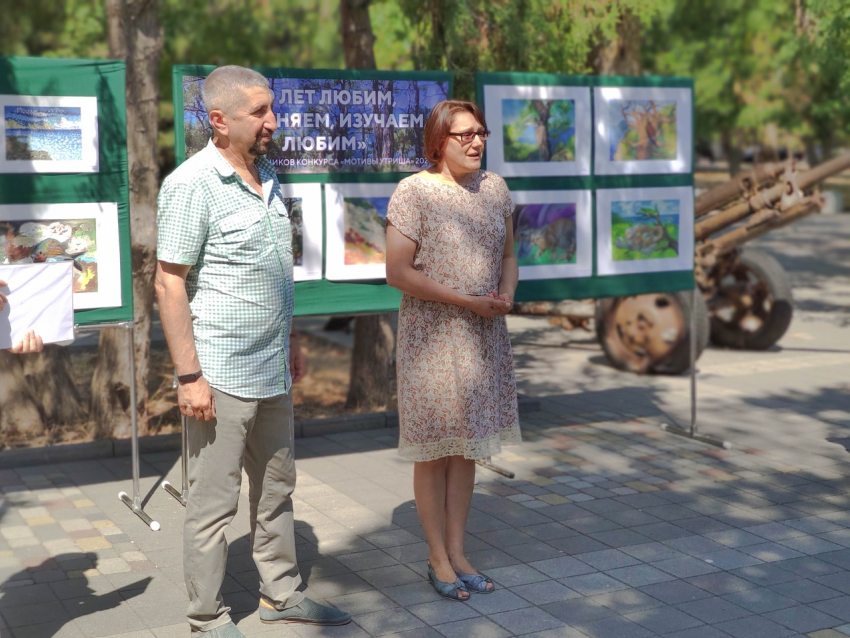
[
  {"xmin": 10, "ymin": 330, "xmax": 44, "ymax": 354},
  {"xmin": 290, "ymin": 339, "xmax": 306, "ymax": 384},
  {"xmin": 178, "ymin": 376, "xmax": 216, "ymax": 421}
]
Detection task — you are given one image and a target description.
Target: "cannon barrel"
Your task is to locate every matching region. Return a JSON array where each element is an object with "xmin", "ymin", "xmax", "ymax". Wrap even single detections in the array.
[
  {"xmin": 695, "ymin": 161, "xmax": 788, "ymax": 218},
  {"xmin": 695, "ymin": 153, "xmax": 850, "ymax": 242}
]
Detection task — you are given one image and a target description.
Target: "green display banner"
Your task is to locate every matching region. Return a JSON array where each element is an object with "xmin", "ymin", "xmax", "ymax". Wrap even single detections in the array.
[
  {"xmin": 0, "ymin": 56, "xmax": 133, "ymax": 325},
  {"xmin": 170, "ymin": 66, "xmax": 694, "ymax": 317},
  {"xmin": 476, "ymin": 71, "xmax": 696, "ymax": 302},
  {"xmin": 172, "ymin": 65, "xmax": 450, "ymax": 315}
]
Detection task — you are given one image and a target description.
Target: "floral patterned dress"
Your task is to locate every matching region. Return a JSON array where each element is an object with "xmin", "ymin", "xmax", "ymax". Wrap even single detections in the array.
[{"xmin": 387, "ymin": 170, "xmax": 521, "ymax": 462}]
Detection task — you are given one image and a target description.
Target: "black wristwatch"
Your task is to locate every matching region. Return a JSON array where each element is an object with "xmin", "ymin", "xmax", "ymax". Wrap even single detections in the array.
[{"xmin": 177, "ymin": 370, "xmax": 203, "ymax": 385}]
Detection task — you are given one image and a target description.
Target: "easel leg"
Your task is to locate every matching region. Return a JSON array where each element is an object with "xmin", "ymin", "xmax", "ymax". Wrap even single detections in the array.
[
  {"xmin": 661, "ymin": 288, "xmax": 732, "ymax": 450},
  {"xmin": 161, "ymin": 414, "xmax": 188, "ymax": 506},
  {"xmin": 117, "ymin": 321, "xmax": 161, "ymax": 530}
]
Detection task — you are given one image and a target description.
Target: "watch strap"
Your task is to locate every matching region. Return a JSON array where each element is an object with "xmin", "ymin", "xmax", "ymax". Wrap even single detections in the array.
[{"xmin": 177, "ymin": 370, "xmax": 203, "ymax": 384}]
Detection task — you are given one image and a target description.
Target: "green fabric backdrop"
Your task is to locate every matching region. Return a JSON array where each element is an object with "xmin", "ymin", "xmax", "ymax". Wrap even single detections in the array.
[{"xmin": 0, "ymin": 56, "xmax": 132, "ymax": 325}]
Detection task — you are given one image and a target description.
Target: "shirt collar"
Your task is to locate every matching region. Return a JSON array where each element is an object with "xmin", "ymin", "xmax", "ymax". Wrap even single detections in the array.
[{"xmin": 203, "ymin": 138, "xmax": 275, "ymax": 179}]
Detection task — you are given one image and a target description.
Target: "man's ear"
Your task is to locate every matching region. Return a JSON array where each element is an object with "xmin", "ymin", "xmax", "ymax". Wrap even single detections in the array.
[{"xmin": 209, "ymin": 109, "xmax": 228, "ymax": 137}]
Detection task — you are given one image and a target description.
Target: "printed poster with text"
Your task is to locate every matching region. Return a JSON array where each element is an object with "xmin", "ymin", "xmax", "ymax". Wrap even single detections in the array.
[{"xmin": 182, "ymin": 75, "xmax": 450, "ymax": 174}]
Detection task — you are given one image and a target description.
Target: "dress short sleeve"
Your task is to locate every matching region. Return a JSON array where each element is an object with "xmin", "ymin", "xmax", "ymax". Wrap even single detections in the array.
[
  {"xmin": 386, "ymin": 177, "xmax": 422, "ymax": 244},
  {"xmin": 490, "ymin": 172, "xmax": 515, "ymax": 218}
]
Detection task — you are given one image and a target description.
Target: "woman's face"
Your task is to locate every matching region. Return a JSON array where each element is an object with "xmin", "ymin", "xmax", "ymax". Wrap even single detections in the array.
[{"xmin": 441, "ymin": 111, "xmax": 486, "ymax": 175}]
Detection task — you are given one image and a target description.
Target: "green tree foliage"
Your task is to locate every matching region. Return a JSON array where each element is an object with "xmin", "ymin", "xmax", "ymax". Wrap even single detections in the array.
[
  {"xmin": 643, "ymin": 0, "xmax": 850, "ymax": 167},
  {"xmin": 392, "ymin": 0, "xmax": 667, "ymax": 98}
]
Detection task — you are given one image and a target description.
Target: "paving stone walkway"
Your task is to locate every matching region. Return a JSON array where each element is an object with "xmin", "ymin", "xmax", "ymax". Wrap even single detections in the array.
[{"xmin": 1, "ymin": 216, "xmax": 849, "ymax": 638}]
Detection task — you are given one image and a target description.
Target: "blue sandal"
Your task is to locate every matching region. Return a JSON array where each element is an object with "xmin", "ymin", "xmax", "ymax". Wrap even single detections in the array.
[
  {"xmin": 455, "ymin": 570, "xmax": 495, "ymax": 594},
  {"xmin": 427, "ymin": 563, "xmax": 469, "ymax": 601}
]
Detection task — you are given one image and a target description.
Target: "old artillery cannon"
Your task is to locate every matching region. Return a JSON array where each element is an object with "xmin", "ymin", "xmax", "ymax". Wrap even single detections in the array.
[{"xmin": 516, "ymin": 153, "xmax": 850, "ymax": 374}]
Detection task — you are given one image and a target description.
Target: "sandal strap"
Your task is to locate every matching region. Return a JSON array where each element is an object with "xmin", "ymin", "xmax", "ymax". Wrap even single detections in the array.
[
  {"xmin": 455, "ymin": 571, "xmax": 494, "ymax": 592},
  {"xmin": 428, "ymin": 564, "xmax": 469, "ymax": 600}
]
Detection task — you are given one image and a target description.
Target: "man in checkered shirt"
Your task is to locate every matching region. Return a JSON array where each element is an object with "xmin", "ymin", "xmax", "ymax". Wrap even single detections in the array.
[{"xmin": 155, "ymin": 66, "xmax": 350, "ymax": 637}]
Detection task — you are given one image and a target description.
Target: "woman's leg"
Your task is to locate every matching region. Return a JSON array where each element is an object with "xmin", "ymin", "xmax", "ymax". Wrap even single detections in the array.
[
  {"xmin": 413, "ymin": 457, "xmax": 468, "ymax": 597},
  {"xmin": 443, "ymin": 456, "xmax": 490, "ymax": 587}
]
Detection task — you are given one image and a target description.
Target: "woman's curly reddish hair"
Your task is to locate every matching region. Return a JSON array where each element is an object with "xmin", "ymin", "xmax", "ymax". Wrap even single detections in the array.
[{"xmin": 423, "ymin": 100, "xmax": 487, "ymax": 165}]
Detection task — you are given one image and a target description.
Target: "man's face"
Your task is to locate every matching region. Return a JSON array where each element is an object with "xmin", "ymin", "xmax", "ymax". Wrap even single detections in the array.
[{"xmin": 224, "ymin": 86, "xmax": 277, "ymax": 157}]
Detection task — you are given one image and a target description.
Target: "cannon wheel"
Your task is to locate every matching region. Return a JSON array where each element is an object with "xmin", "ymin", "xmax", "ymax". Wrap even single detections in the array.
[
  {"xmin": 708, "ymin": 248, "xmax": 793, "ymax": 350},
  {"xmin": 596, "ymin": 292, "xmax": 710, "ymax": 375}
]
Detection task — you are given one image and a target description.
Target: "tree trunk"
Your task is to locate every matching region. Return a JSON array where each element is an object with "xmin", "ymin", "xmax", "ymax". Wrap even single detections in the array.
[
  {"xmin": 21, "ymin": 346, "xmax": 84, "ymax": 425},
  {"xmin": 341, "ymin": 0, "xmax": 397, "ymax": 411},
  {"xmin": 0, "ymin": 352, "xmax": 44, "ymax": 439},
  {"xmin": 721, "ymin": 128, "xmax": 743, "ymax": 177},
  {"xmin": 341, "ymin": 0, "xmax": 376, "ymax": 69},
  {"xmin": 345, "ymin": 314, "xmax": 395, "ymax": 410},
  {"xmin": 91, "ymin": 0, "xmax": 163, "ymax": 438},
  {"xmin": 589, "ymin": 9, "xmax": 642, "ymax": 76},
  {"xmin": 533, "ymin": 100, "xmax": 552, "ymax": 161}
]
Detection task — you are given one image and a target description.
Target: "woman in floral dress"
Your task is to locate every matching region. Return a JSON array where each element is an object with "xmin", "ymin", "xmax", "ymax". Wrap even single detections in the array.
[{"xmin": 385, "ymin": 100, "xmax": 521, "ymax": 601}]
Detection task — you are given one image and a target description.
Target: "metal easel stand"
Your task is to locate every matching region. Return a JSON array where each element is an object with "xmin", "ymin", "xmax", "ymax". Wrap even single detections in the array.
[
  {"xmin": 160, "ymin": 411, "xmax": 188, "ymax": 507},
  {"xmin": 476, "ymin": 458, "xmax": 516, "ymax": 479},
  {"xmin": 660, "ymin": 288, "xmax": 732, "ymax": 450},
  {"xmin": 74, "ymin": 321, "xmax": 161, "ymax": 531}
]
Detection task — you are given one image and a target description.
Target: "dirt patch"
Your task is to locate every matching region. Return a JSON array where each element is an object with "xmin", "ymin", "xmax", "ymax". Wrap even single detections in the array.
[{"xmin": 2, "ymin": 333, "xmax": 395, "ymax": 449}]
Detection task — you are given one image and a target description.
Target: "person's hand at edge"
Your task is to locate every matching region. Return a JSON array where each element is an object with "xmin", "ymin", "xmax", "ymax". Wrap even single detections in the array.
[
  {"xmin": 290, "ymin": 337, "xmax": 306, "ymax": 384},
  {"xmin": 10, "ymin": 330, "xmax": 44, "ymax": 353},
  {"xmin": 178, "ymin": 376, "xmax": 216, "ymax": 421},
  {"xmin": 0, "ymin": 279, "xmax": 7, "ymax": 312}
]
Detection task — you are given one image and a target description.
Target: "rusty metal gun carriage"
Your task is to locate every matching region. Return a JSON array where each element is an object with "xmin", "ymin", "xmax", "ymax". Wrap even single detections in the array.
[{"xmin": 515, "ymin": 154, "xmax": 850, "ymax": 374}]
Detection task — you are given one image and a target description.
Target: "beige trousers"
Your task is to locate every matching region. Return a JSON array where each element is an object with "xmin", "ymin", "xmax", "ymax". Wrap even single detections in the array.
[{"xmin": 183, "ymin": 387, "xmax": 304, "ymax": 632}]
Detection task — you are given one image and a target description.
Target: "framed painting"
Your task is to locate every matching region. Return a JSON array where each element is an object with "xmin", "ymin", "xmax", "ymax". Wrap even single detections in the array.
[
  {"xmin": 511, "ymin": 190, "xmax": 592, "ymax": 280},
  {"xmin": 483, "ymin": 84, "xmax": 591, "ymax": 177},
  {"xmin": 0, "ymin": 202, "xmax": 121, "ymax": 309},
  {"xmin": 593, "ymin": 86, "xmax": 692, "ymax": 175},
  {"xmin": 596, "ymin": 186, "xmax": 694, "ymax": 276},
  {"xmin": 325, "ymin": 182, "xmax": 396, "ymax": 281},
  {"xmin": 280, "ymin": 182, "xmax": 322, "ymax": 281},
  {"xmin": 0, "ymin": 95, "xmax": 99, "ymax": 174}
]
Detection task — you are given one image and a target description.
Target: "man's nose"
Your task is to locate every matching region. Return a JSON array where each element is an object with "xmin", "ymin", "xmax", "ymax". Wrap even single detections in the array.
[{"xmin": 265, "ymin": 109, "xmax": 278, "ymax": 131}]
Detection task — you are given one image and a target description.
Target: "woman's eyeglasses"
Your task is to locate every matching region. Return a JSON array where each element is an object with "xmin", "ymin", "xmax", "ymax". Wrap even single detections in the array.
[{"xmin": 447, "ymin": 130, "xmax": 491, "ymax": 144}]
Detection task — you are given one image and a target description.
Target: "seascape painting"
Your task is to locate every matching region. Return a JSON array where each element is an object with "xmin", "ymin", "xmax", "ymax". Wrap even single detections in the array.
[
  {"xmin": 596, "ymin": 186, "xmax": 694, "ymax": 276},
  {"xmin": 343, "ymin": 196, "xmax": 389, "ymax": 265},
  {"xmin": 514, "ymin": 203, "xmax": 577, "ymax": 266},
  {"xmin": 611, "ymin": 199, "xmax": 680, "ymax": 261},
  {"xmin": 5, "ymin": 106, "xmax": 83, "ymax": 162},
  {"xmin": 510, "ymin": 190, "xmax": 592, "ymax": 280},
  {"xmin": 0, "ymin": 203, "xmax": 122, "ymax": 309},
  {"xmin": 609, "ymin": 100, "xmax": 677, "ymax": 162},
  {"xmin": 502, "ymin": 99, "xmax": 575, "ymax": 163},
  {"xmin": 0, "ymin": 95, "xmax": 99, "ymax": 173},
  {"xmin": 482, "ymin": 84, "xmax": 591, "ymax": 177}
]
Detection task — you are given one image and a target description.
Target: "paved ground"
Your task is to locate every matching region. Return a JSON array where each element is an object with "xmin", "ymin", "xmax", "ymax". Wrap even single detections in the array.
[{"xmin": 1, "ymin": 214, "xmax": 850, "ymax": 638}]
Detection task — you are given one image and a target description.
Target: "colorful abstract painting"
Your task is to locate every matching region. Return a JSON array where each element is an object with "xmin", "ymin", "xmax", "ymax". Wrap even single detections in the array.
[
  {"xmin": 609, "ymin": 100, "xmax": 678, "ymax": 162},
  {"xmin": 343, "ymin": 196, "xmax": 389, "ymax": 266},
  {"xmin": 0, "ymin": 203, "xmax": 121, "ymax": 309},
  {"xmin": 502, "ymin": 99, "xmax": 575, "ymax": 163},
  {"xmin": 611, "ymin": 199, "xmax": 680, "ymax": 261}
]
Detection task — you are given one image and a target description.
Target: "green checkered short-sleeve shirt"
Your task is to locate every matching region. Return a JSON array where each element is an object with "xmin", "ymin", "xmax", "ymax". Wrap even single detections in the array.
[{"xmin": 157, "ymin": 140, "xmax": 295, "ymax": 399}]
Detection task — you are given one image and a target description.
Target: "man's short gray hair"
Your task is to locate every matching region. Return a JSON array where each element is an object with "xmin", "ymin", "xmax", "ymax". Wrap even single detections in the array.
[{"xmin": 202, "ymin": 65, "xmax": 270, "ymax": 115}]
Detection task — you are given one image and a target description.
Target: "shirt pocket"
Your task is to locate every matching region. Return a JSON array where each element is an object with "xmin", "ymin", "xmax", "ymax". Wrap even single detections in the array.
[{"xmin": 218, "ymin": 209, "xmax": 265, "ymax": 261}]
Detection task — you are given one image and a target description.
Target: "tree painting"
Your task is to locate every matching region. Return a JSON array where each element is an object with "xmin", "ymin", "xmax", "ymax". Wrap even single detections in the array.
[
  {"xmin": 502, "ymin": 99, "xmax": 575, "ymax": 162},
  {"xmin": 343, "ymin": 196, "xmax": 389, "ymax": 265},
  {"xmin": 610, "ymin": 100, "xmax": 677, "ymax": 161},
  {"xmin": 612, "ymin": 198, "xmax": 680, "ymax": 261},
  {"xmin": 283, "ymin": 197, "xmax": 303, "ymax": 266},
  {"xmin": 513, "ymin": 203, "xmax": 577, "ymax": 266}
]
